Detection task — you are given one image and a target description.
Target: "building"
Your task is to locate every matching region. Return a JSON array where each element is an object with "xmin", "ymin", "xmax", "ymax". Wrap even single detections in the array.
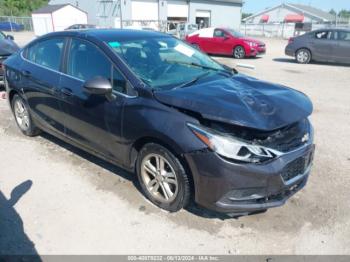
[
  {"xmin": 32, "ymin": 4, "xmax": 88, "ymax": 36},
  {"xmin": 48, "ymin": 0, "xmax": 243, "ymax": 30},
  {"xmin": 244, "ymin": 3, "xmax": 336, "ymax": 24}
]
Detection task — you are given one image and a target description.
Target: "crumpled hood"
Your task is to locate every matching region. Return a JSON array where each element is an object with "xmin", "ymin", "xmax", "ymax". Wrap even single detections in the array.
[
  {"xmin": 154, "ymin": 74, "xmax": 313, "ymax": 131},
  {"xmin": 0, "ymin": 39, "xmax": 19, "ymax": 56}
]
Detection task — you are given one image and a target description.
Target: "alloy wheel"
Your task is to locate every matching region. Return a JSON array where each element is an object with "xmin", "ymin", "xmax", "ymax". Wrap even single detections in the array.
[
  {"xmin": 234, "ymin": 46, "xmax": 245, "ymax": 59},
  {"xmin": 296, "ymin": 50, "xmax": 310, "ymax": 63},
  {"xmin": 140, "ymin": 153, "xmax": 179, "ymax": 203},
  {"xmin": 14, "ymin": 99, "xmax": 30, "ymax": 131}
]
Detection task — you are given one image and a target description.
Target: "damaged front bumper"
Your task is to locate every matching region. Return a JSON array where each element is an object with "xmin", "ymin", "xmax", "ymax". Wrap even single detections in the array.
[{"xmin": 184, "ymin": 142, "xmax": 315, "ymax": 215}]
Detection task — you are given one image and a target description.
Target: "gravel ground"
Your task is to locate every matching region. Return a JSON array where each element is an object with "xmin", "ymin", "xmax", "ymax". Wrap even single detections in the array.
[{"xmin": 0, "ymin": 34, "xmax": 349, "ymax": 255}]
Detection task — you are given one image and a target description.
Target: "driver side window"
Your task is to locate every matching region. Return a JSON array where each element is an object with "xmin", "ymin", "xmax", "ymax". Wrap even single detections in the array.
[
  {"xmin": 67, "ymin": 39, "xmax": 127, "ymax": 94},
  {"xmin": 214, "ymin": 29, "xmax": 225, "ymax": 38}
]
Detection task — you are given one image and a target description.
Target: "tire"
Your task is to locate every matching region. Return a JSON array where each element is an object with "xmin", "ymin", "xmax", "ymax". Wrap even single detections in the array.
[
  {"xmin": 233, "ymin": 45, "xmax": 246, "ymax": 59},
  {"xmin": 11, "ymin": 94, "xmax": 41, "ymax": 136},
  {"xmin": 295, "ymin": 48, "xmax": 311, "ymax": 64},
  {"xmin": 136, "ymin": 143, "xmax": 191, "ymax": 212}
]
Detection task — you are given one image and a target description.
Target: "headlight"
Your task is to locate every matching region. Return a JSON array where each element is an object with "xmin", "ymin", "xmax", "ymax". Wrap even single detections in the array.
[
  {"xmin": 187, "ymin": 123, "xmax": 282, "ymax": 163},
  {"xmin": 244, "ymin": 41, "xmax": 257, "ymax": 48}
]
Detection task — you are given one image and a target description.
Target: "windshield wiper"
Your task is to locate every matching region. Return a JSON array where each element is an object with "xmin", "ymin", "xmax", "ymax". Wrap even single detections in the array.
[
  {"xmin": 174, "ymin": 71, "xmax": 210, "ymax": 89},
  {"xmin": 165, "ymin": 60, "xmax": 233, "ymax": 77}
]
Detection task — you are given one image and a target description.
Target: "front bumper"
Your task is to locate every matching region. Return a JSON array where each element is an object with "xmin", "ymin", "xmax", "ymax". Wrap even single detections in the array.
[
  {"xmin": 249, "ymin": 46, "xmax": 266, "ymax": 56},
  {"xmin": 185, "ymin": 143, "xmax": 315, "ymax": 215}
]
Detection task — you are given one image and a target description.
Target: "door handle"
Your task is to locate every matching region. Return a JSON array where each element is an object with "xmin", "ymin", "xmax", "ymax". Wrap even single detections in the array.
[
  {"xmin": 21, "ymin": 70, "xmax": 31, "ymax": 77},
  {"xmin": 61, "ymin": 87, "xmax": 73, "ymax": 96}
]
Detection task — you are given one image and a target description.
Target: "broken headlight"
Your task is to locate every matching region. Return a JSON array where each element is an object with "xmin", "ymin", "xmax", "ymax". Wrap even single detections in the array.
[{"xmin": 187, "ymin": 123, "xmax": 282, "ymax": 163}]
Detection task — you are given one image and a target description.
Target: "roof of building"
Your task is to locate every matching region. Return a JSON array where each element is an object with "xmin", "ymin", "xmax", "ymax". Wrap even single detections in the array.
[
  {"xmin": 287, "ymin": 3, "xmax": 335, "ymax": 21},
  {"xmin": 244, "ymin": 3, "xmax": 336, "ymax": 22},
  {"xmin": 32, "ymin": 4, "xmax": 86, "ymax": 14},
  {"xmin": 211, "ymin": 0, "xmax": 243, "ymax": 4}
]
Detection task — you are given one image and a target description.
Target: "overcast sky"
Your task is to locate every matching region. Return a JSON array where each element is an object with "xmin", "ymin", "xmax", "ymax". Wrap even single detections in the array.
[{"xmin": 243, "ymin": 0, "xmax": 349, "ymax": 13}]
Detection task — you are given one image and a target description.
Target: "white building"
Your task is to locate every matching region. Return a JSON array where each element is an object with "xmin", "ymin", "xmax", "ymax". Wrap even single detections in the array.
[
  {"xmin": 48, "ymin": 0, "xmax": 243, "ymax": 30},
  {"xmin": 32, "ymin": 4, "xmax": 88, "ymax": 36},
  {"xmin": 243, "ymin": 3, "xmax": 336, "ymax": 24}
]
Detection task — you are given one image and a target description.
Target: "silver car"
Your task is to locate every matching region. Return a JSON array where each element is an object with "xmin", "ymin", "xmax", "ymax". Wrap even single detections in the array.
[{"xmin": 285, "ymin": 29, "xmax": 350, "ymax": 64}]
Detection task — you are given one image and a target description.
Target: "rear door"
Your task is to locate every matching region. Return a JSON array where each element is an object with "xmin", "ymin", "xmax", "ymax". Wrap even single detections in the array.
[
  {"xmin": 310, "ymin": 30, "xmax": 336, "ymax": 62},
  {"xmin": 21, "ymin": 37, "xmax": 66, "ymax": 134},
  {"xmin": 59, "ymin": 37, "xmax": 128, "ymax": 162},
  {"xmin": 334, "ymin": 30, "xmax": 350, "ymax": 63}
]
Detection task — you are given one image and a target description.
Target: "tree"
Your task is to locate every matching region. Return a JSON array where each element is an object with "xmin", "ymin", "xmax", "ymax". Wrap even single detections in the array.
[
  {"xmin": 0, "ymin": 0, "xmax": 49, "ymax": 16},
  {"xmin": 242, "ymin": 12, "xmax": 253, "ymax": 21},
  {"xmin": 338, "ymin": 9, "xmax": 350, "ymax": 19},
  {"xmin": 329, "ymin": 9, "xmax": 336, "ymax": 16}
]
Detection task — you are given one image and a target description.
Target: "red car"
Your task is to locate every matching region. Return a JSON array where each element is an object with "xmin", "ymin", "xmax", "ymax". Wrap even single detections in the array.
[{"xmin": 185, "ymin": 27, "xmax": 266, "ymax": 59}]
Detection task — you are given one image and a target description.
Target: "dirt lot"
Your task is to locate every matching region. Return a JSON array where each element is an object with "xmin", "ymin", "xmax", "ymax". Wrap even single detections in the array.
[{"xmin": 0, "ymin": 34, "xmax": 350, "ymax": 255}]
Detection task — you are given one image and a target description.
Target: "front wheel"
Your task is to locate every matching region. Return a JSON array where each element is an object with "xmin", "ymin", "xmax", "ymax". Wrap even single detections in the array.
[
  {"xmin": 295, "ymin": 48, "xmax": 311, "ymax": 64},
  {"xmin": 11, "ymin": 94, "xmax": 41, "ymax": 136},
  {"xmin": 233, "ymin": 46, "xmax": 246, "ymax": 59},
  {"xmin": 136, "ymin": 143, "xmax": 191, "ymax": 212}
]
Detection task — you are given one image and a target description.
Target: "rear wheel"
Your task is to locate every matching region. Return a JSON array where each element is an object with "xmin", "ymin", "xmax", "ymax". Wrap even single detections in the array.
[
  {"xmin": 295, "ymin": 48, "xmax": 311, "ymax": 64},
  {"xmin": 233, "ymin": 46, "xmax": 246, "ymax": 59},
  {"xmin": 136, "ymin": 143, "xmax": 191, "ymax": 212},
  {"xmin": 11, "ymin": 94, "xmax": 41, "ymax": 136}
]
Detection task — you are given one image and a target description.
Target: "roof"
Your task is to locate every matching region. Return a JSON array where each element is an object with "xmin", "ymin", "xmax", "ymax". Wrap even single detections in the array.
[
  {"xmin": 210, "ymin": 0, "xmax": 243, "ymax": 4},
  {"xmin": 39, "ymin": 29, "xmax": 169, "ymax": 42},
  {"xmin": 287, "ymin": 3, "xmax": 335, "ymax": 22},
  {"xmin": 243, "ymin": 3, "xmax": 336, "ymax": 22},
  {"xmin": 32, "ymin": 4, "xmax": 86, "ymax": 14}
]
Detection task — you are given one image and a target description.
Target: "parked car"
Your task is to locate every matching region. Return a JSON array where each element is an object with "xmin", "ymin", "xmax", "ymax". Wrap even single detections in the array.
[
  {"xmin": 186, "ymin": 27, "xmax": 266, "ymax": 58},
  {"xmin": 285, "ymin": 29, "xmax": 350, "ymax": 64},
  {"xmin": 168, "ymin": 22, "xmax": 198, "ymax": 39},
  {"xmin": 0, "ymin": 31, "xmax": 19, "ymax": 85},
  {"xmin": 0, "ymin": 21, "xmax": 24, "ymax": 32},
  {"xmin": 4, "ymin": 29, "xmax": 315, "ymax": 216},
  {"xmin": 65, "ymin": 24, "xmax": 96, "ymax": 30},
  {"xmin": 123, "ymin": 25, "xmax": 156, "ymax": 31}
]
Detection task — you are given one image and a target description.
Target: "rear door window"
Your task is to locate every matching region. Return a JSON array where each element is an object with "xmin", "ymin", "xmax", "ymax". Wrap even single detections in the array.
[{"xmin": 27, "ymin": 38, "xmax": 64, "ymax": 71}]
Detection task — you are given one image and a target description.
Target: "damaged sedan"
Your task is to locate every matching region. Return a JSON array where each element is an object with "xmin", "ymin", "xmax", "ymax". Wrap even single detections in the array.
[{"xmin": 4, "ymin": 29, "xmax": 315, "ymax": 215}]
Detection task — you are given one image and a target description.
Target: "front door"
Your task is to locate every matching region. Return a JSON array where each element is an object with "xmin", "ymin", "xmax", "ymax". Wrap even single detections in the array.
[
  {"xmin": 334, "ymin": 30, "xmax": 350, "ymax": 63},
  {"xmin": 310, "ymin": 30, "xmax": 336, "ymax": 62},
  {"xmin": 59, "ymin": 38, "xmax": 128, "ymax": 162}
]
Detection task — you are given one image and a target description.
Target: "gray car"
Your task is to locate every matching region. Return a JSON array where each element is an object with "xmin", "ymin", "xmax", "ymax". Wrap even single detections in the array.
[{"xmin": 285, "ymin": 29, "xmax": 350, "ymax": 64}]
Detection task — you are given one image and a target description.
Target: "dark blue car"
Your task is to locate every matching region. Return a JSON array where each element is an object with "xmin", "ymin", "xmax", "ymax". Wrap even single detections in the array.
[
  {"xmin": 4, "ymin": 29, "xmax": 315, "ymax": 216},
  {"xmin": 0, "ymin": 21, "xmax": 24, "ymax": 32}
]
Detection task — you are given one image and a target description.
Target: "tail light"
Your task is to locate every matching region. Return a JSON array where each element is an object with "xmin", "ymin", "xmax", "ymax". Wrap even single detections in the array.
[{"xmin": 288, "ymin": 37, "xmax": 295, "ymax": 44}]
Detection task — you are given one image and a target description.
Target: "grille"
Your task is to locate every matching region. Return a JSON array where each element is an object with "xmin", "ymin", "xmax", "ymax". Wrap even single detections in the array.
[{"xmin": 281, "ymin": 151, "xmax": 313, "ymax": 181}]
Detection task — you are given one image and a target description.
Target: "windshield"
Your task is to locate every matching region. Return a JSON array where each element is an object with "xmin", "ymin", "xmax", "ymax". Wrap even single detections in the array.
[
  {"xmin": 0, "ymin": 32, "xmax": 6, "ymax": 40},
  {"xmin": 226, "ymin": 29, "xmax": 244, "ymax": 38},
  {"xmin": 107, "ymin": 37, "xmax": 227, "ymax": 89}
]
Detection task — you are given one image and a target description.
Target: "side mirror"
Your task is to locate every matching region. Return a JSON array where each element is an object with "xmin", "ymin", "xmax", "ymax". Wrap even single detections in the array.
[
  {"xmin": 6, "ymin": 35, "xmax": 14, "ymax": 40},
  {"xmin": 224, "ymin": 35, "xmax": 230, "ymax": 40},
  {"xmin": 84, "ymin": 76, "xmax": 115, "ymax": 100}
]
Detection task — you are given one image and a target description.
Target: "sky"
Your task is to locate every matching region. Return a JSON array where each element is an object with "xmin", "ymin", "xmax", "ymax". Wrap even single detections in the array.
[{"xmin": 243, "ymin": 0, "xmax": 350, "ymax": 13}]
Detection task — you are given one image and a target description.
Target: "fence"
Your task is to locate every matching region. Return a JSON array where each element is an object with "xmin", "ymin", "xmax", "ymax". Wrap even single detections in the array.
[
  {"xmin": 240, "ymin": 22, "xmax": 350, "ymax": 39},
  {"xmin": 0, "ymin": 16, "xmax": 33, "ymax": 31}
]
